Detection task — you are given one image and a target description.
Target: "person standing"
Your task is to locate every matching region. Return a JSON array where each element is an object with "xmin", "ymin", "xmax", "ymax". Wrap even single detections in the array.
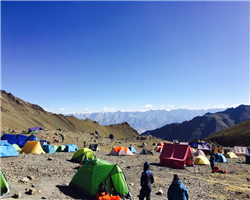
[
  {"xmin": 210, "ymin": 152, "xmax": 215, "ymax": 173},
  {"xmin": 139, "ymin": 162, "xmax": 154, "ymax": 200},
  {"xmin": 167, "ymin": 174, "xmax": 189, "ymax": 200}
]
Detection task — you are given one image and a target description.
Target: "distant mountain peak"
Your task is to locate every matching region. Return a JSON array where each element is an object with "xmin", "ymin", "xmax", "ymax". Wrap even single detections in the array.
[
  {"xmin": 141, "ymin": 105, "xmax": 250, "ymax": 142},
  {"xmin": 70, "ymin": 107, "xmax": 227, "ymax": 133}
]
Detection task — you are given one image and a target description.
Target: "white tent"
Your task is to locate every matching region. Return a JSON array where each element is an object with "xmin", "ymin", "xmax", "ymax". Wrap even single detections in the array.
[{"xmin": 234, "ymin": 146, "xmax": 247, "ymax": 156}]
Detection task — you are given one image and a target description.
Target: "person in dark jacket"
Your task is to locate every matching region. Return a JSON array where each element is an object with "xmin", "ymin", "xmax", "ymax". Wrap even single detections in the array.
[
  {"xmin": 139, "ymin": 162, "xmax": 154, "ymax": 200},
  {"xmin": 210, "ymin": 152, "xmax": 215, "ymax": 172},
  {"xmin": 167, "ymin": 174, "xmax": 189, "ymax": 200}
]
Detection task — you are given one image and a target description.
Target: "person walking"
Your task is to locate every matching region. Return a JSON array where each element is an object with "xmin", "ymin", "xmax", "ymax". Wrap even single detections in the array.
[
  {"xmin": 167, "ymin": 174, "xmax": 189, "ymax": 200},
  {"xmin": 210, "ymin": 152, "xmax": 215, "ymax": 173},
  {"xmin": 139, "ymin": 162, "xmax": 154, "ymax": 200}
]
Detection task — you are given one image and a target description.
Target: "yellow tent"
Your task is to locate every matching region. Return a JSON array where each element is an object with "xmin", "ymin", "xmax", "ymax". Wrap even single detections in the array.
[
  {"xmin": 225, "ymin": 152, "xmax": 238, "ymax": 158},
  {"xmin": 194, "ymin": 156, "xmax": 210, "ymax": 165},
  {"xmin": 20, "ymin": 141, "xmax": 45, "ymax": 154}
]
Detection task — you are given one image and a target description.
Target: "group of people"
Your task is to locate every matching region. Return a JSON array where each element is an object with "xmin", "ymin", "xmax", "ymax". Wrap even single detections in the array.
[
  {"xmin": 138, "ymin": 162, "xmax": 189, "ymax": 200},
  {"xmin": 96, "ymin": 161, "xmax": 189, "ymax": 200}
]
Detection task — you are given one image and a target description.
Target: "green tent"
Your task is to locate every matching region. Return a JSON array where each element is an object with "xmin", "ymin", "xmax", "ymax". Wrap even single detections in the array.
[
  {"xmin": 69, "ymin": 159, "xmax": 131, "ymax": 199},
  {"xmin": 0, "ymin": 170, "xmax": 11, "ymax": 198},
  {"xmin": 56, "ymin": 145, "xmax": 66, "ymax": 152},
  {"xmin": 12, "ymin": 144, "xmax": 21, "ymax": 152},
  {"xmin": 53, "ymin": 145, "xmax": 58, "ymax": 151},
  {"xmin": 71, "ymin": 148, "xmax": 96, "ymax": 163},
  {"xmin": 143, "ymin": 142, "xmax": 147, "ymax": 145}
]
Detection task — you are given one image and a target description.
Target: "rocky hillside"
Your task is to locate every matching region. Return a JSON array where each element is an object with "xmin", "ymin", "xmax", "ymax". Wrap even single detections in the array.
[
  {"xmin": 142, "ymin": 105, "xmax": 250, "ymax": 142},
  {"xmin": 204, "ymin": 119, "xmax": 250, "ymax": 147},
  {"xmin": 0, "ymin": 90, "xmax": 139, "ymax": 139}
]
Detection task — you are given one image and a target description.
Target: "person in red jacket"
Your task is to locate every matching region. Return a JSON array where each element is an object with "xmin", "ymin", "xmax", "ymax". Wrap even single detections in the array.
[{"xmin": 96, "ymin": 183, "xmax": 110, "ymax": 200}]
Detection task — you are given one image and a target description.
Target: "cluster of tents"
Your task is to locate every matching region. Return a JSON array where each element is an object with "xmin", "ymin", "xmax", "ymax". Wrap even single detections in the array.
[
  {"xmin": 2, "ymin": 131, "xmax": 250, "ymax": 199},
  {"xmin": 0, "ymin": 133, "xmax": 80, "ymax": 157},
  {"xmin": 158, "ymin": 142, "xmax": 250, "ymax": 169}
]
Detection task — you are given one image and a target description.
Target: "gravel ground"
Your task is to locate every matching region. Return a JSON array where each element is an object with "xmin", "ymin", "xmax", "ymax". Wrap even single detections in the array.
[{"xmin": 1, "ymin": 130, "xmax": 250, "ymax": 200}]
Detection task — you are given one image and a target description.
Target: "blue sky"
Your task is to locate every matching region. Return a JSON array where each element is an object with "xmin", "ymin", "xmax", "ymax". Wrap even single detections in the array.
[{"xmin": 1, "ymin": 1, "xmax": 249, "ymax": 114}]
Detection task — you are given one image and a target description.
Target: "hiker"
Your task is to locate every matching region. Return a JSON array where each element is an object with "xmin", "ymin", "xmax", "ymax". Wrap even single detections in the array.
[
  {"xmin": 139, "ymin": 162, "xmax": 154, "ymax": 200},
  {"xmin": 167, "ymin": 174, "xmax": 189, "ymax": 200},
  {"xmin": 53, "ymin": 137, "xmax": 59, "ymax": 143},
  {"xmin": 61, "ymin": 134, "xmax": 65, "ymax": 142},
  {"xmin": 210, "ymin": 151, "xmax": 215, "ymax": 173}
]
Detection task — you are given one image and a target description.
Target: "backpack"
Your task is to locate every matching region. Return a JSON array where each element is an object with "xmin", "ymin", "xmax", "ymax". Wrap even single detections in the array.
[{"xmin": 213, "ymin": 166, "xmax": 220, "ymax": 172}]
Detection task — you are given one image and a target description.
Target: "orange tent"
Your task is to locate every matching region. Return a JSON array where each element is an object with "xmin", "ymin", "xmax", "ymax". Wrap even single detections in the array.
[
  {"xmin": 109, "ymin": 146, "xmax": 134, "ymax": 156},
  {"xmin": 155, "ymin": 146, "xmax": 163, "ymax": 152},
  {"xmin": 158, "ymin": 142, "xmax": 164, "ymax": 147}
]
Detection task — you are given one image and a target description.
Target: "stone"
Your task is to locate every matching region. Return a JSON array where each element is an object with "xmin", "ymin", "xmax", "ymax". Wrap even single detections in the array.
[
  {"xmin": 27, "ymin": 189, "xmax": 38, "ymax": 195},
  {"xmin": 13, "ymin": 192, "xmax": 21, "ymax": 198},
  {"xmin": 156, "ymin": 189, "xmax": 163, "ymax": 195},
  {"xmin": 27, "ymin": 176, "xmax": 35, "ymax": 180},
  {"xmin": 19, "ymin": 177, "xmax": 30, "ymax": 183},
  {"xmin": 48, "ymin": 157, "xmax": 53, "ymax": 161}
]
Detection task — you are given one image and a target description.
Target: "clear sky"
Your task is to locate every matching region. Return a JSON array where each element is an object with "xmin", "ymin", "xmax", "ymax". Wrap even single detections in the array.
[{"xmin": 1, "ymin": 1, "xmax": 249, "ymax": 114}]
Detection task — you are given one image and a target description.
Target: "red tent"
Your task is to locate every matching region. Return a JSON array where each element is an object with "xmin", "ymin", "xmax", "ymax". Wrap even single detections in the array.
[{"xmin": 159, "ymin": 143, "xmax": 194, "ymax": 169}]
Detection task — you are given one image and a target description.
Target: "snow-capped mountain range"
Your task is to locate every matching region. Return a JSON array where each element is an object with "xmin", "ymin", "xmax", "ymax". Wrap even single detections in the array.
[{"xmin": 69, "ymin": 108, "xmax": 226, "ymax": 133}]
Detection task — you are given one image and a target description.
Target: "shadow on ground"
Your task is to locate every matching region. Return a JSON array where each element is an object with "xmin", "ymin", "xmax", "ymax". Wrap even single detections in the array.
[{"xmin": 56, "ymin": 185, "xmax": 88, "ymax": 200}]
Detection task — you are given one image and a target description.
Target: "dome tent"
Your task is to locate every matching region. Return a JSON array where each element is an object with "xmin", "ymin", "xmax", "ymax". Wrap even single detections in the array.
[
  {"xmin": 56, "ymin": 145, "xmax": 66, "ymax": 152},
  {"xmin": 64, "ymin": 144, "xmax": 78, "ymax": 152},
  {"xmin": 20, "ymin": 141, "xmax": 45, "ymax": 154},
  {"xmin": 225, "ymin": 152, "xmax": 238, "ymax": 158},
  {"xmin": 69, "ymin": 159, "xmax": 131, "ymax": 199},
  {"xmin": 109, "ymin": 146, "xmax": 133, "ymax": 156},
  {"xmin": 12, "ymin": 144, "xmax": 21, "ymax": 152},
  {"xmin": 128, "ymin": 145, "xmax": 137, "ymax": 153},
  {"xmin": 71, "ymin": 148, "xmax": 96, "ymax": 163},
  {"xmin": 42, "ymin": 144, "xmax": 56, "ymax": 154},
  {"xmin": 0, "ymin": 142, "xmax": 19, "ymax": 157},
  {"xmin": 194, "ymin": 150, "xmax": 205, "ymax": 156},
  {"xmin": 194, "ymin": 156, "xmax": 210, "ymax": 165},
  {"xmin": 214, "ymin": 153, "xmax": 227, "ymax": 163},
  {"xmin": 0, "ymin": 170, "xmax": 11, "ymax": 198}
]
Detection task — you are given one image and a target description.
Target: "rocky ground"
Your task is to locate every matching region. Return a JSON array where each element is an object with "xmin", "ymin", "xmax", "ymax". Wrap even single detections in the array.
[{"xmin": 1, "ymin": 129, "xmax": 250, "ymax": 200}]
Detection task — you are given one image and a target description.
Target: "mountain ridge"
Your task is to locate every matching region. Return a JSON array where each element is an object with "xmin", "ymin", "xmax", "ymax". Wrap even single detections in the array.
[
  {"xmin": 70, "ymin": 108, "xmax": 226, "ymax": 133},
  {"xmin": 141, "ymin": 104, "xmax": 250, "ymax": 142},
  {"xmin": 0, "ymin": 90, "xmax": 139, "ymax": 139}
]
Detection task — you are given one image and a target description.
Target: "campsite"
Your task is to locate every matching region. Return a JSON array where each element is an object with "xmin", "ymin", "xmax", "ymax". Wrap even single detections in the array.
[{"xmin": 1, "ymin": 129, "xmax": 250, "ymax": 200}]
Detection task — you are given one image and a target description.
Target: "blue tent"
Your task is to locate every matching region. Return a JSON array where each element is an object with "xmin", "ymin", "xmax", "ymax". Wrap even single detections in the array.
[
  {"xmin": 189, "ymin": 142, "xmax": 208, "ymax": 148},
  {"xmin": 16, "ymin": 134, "xmax": 28, "ymax": 147},
  {"xmin": 214, "ymin": 153, "xmax": 227, "ymax": 163},
  {"xmin": 128, "ymin": 146, "xmax": 137, "ymax": 153},
  {"xmin": 42, "ymin": 144, "xmax": 56, "ymax": 154},
  {"xmin": 1, "ymin": 134, "xmax": 16, "ymax": 145},
  {"xmin": 26, "ymin": 134, "xmax": 40, "ymax": 141},
  {"xmin": 0, "ymin": 142, "xmax": 19, "ymax": 157},
  {"xmin": 64, "ymin": 144, "xmax": 78, "ymax": 152}
]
